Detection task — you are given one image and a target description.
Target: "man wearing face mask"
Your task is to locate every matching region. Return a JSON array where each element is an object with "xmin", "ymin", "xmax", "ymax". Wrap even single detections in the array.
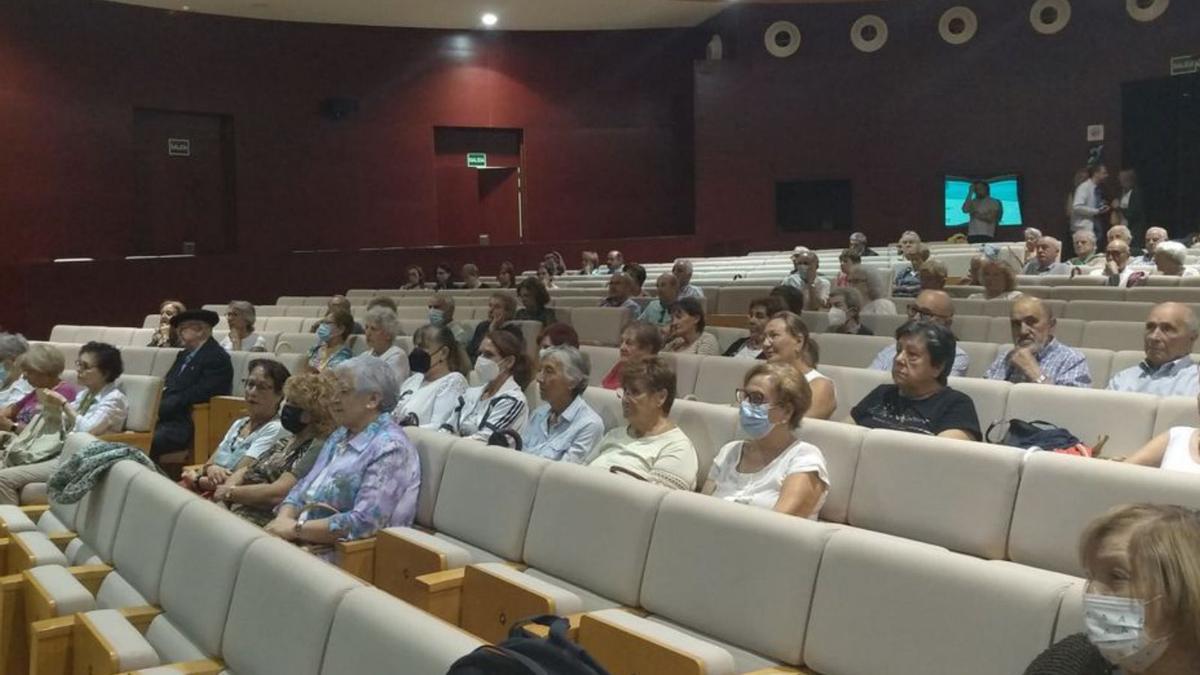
[
  {"xmin": 868, "ymin": 290, "xmax": 969, "ymax": 377},
  {"xmin": 985, "ymin": 297, "xmax": 1090, "ymax": 387},
  {"xmin": 826, "ymin": 288, "xmax": 873, "ymax": 336},
  {"xmin": 782, "ymin": 248, "xmax": 831, "ymax": 310},
  {"xmin": 427, "ymin": 293, "xmax": 470, "ymax": 346}
]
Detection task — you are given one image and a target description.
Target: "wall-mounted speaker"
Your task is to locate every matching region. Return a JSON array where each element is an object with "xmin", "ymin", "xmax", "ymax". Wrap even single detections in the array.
[
  {"xmin": 850, "ymin": 15, "xmax": 888, "ymax": 53},
  {"xmin": 1127, "ymin": 0, "xmax": 1169, "ymax": 23},
  {"xmin": 1030, "ymin": 0, "xmax": 1071, "ymax": 35},
  {"xmin": 764, "ymin": 21, "xmax": 801, "ymax": 58},
  {"xmin": 939, "ymin": 7, "xmax": 978, "ymax": 46},
  {"xmin": 320, "ymin": 97, "xmax": 359, "ymax": 121}
]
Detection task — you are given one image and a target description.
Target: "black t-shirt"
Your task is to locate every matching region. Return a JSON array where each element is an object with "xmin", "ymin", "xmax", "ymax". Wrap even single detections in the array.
[{"xmin": 850, "ymin": 384, "xmax": 981, "ymax": 440}]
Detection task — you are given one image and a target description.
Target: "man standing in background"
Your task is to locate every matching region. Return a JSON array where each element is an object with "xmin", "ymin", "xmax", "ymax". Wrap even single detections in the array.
[
  {"xmin": 1071, "ymin": 165, "xmax": 1110, "ymax": 242},
  {"xmin": 962, "ymin": 181, "xmax": 1002, "ymax": 244},
  {"xmin": 1112, "ymin": 168, "xmax": 1146, "ymax": 242}
]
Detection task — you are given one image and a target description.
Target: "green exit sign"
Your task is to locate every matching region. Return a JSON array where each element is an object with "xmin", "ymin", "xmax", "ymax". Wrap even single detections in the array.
[{"xmin": 467, "ymin": 153, "xmax": 487, "ymax": 168}]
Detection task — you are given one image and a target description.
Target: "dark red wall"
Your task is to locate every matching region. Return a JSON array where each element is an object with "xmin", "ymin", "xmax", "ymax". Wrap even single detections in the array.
[{"xmin": 694, "ymin": 0, "xmax": 1200, "ymax": 251}]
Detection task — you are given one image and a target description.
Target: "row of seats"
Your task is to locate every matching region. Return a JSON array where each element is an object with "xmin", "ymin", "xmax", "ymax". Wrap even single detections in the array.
[
  {"xmin": 579, "ymin": 347, "xmax": 1196, "ymax": 457},
  {"xmin": 0, "ymin": 434, "xmax": 485, "ymax": 675}
]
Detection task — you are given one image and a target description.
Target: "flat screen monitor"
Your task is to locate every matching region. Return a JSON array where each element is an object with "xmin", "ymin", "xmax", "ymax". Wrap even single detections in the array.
[{"xmin": 944, "ymin": 174, "xmax": 1024, "ymax": 228}]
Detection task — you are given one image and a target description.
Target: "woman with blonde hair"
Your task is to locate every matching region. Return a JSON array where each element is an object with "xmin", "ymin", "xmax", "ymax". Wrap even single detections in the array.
[
  {"xmin": 968, "ymin": 259, "xmax": 1023, "ymax": 301},
  {"xmin": 149, "ymin": 299, "xmax": 186, "ymax": 347},
  {"xmin": 761, "ymin": 312, "xmax": 837, "ymax": 420}
]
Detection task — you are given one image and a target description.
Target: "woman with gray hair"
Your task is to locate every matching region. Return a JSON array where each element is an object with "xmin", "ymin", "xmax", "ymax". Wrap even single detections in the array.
[
  {"xmin": 0, "ymin": 344, "xmax": 79, "ymax": 434},
  {"xmin": 267, "ymin": 354, "xmax": 420, "ymax": 556},
  {"xmin": 0, "ymin": 333, "xmax": 31, "ymax": 408},
  {"xmin": 846, "ymin": 265, "xmax": 896, "ymax": 315},
  {"xmin": 220, "ymin": 300, "xmax": 268, "ymax": 352},
  {"xmin": 521, "ymin": 346, "xmax": 605, "ymax": 463},
  {"xmin": 1153, "ymin": 241, "xmax": 1198, "ymax": 277},
  {"xmin": 363, "ymin": 307, "xmax": 410, "ymax": 383}
]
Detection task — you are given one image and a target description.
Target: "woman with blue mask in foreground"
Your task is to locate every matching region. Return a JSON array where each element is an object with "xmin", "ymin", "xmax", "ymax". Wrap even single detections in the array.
[
  {"xmin": 1025, "ymin": 503, "xmax": 1200, "ymax": 675},
  {"xmin": 703, "ymin": 362, "xmax": 829, "ymax": 520}
]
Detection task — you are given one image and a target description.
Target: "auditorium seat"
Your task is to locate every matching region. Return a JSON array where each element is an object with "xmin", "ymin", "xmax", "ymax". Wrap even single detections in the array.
[
  {"xmin": 795, "ymin": 419, "xmax": 865, "ymax": 524},
  {"xmin": 582, "ymin": 387, "xmax": 622, "ymax": 431},
  {"xmin": 957, "ymin": 341, "xmax": 999, "ymax": 378},
  {"xmin": 847, "ymin": 430, "xmax": 1023, "ymax": 559},
  {"xmin": 804, "ymin": 530, "xmax": 1074, "ymax": 675},
  {"xmin": 668, "ymin": 399, "xmax": 739, "ymax": 488},
  {"xmin": 1152, "ymin": 394, "xmax": 1196, "ymax": 434},
  {"xmin": 260, "ymin": 316, "xmax": 305, "ymax": 334},
  {"xmin": 691, "ymin": 355, "xmax": 756, "ymax": 405},
  {"xmin": 97, "ymin": 374, "xmax": 163, "ymax": 452},
  {"xmin": 1081, "ymin": 321, "xmax": 1146, "ymax": 351},
  {"xmin": 1004, "ymin": 383, "xmax": 1156, "ymax": 457},
  {"xmin": 1053, "ymin": 286, "xmax": 1125, "ymax": 302},
  {"xmin": 951, "ymin": 315, "xmax": 990, "ymax": 343},
  {"xmin": 1108, "ymin": 349, "xmax": 1151, "ymax": 377},
  {"xmin": 149, "ymin": 348, "xmax": 182, "ymax": 377},
  {"xmin": 142, "ymin": 314, "xmax": 160, "ymax": 329},
  {"xmin": 580, "ymin": 346, "xmax": 620, "ymax": 387},
  {"xmin": 1008, "ymin": 452, "xmax": 1200, "ymax": 576},
  {"xmin": 660, "ymin": 352, "xmax": 702, "ymax": 400},
  {"xmin": 1064, "ymin": 300, "xmax": 1152, "ymax": 323},
  {"xmin": 274, "ymin": 332, "xmax": 318, "ymax": 355},
  {"xmin": 815, "ymin": 334, "xmax": 892, "ymax": 369},
  {"xmin": 1078, "ymin": 347, "xmax": 1113, "ymax": 389},
  {"xmin": 119, "ymin": 347, "xmax": 157, "ymax": 375},
  {"xmin": 705, "ymin": 326, "xmax": 749, "ymax": 354},
  {"xmin": 283, "ymin": 305, "xmax": 324, "ymax": 317},
  {"xmin": 819, "ymin": 365, "xmax": 890, "ymax": 421},
  {"xmin": 572, "ymin": 307, "xmax": 634, "ymax": 347},
  {"xmin": 715, "ymin": 287, "xmax": 771, "ymax": 315},
  {"xmin": 1127, "ymin": 286, "xmax": 1200, "ymax": 304}
]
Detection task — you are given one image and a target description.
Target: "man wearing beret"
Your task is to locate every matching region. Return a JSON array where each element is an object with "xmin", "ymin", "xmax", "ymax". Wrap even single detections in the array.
[{"xmin": 150, "ymin": 309, "xmax": 233, "ymax": 464}]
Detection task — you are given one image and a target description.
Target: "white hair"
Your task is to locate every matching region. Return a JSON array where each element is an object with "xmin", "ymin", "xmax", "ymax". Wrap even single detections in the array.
[
  {"xmin": 0, "ymin": 333, "xmax": 29, "ymax": 361},
  {"xmin": 334, "ymin": 354, "xmax": 400, "ymax": 413},
  {"xmin": 228, "ymin": 300, "xmax": 256, "ymax": 331},
  {"xmin": 672, "ymin": 259, "xmax": 693, "ymax": 272},
  {"xmin": 1156, "ymin": 241, "xmax": 1188, "ymax": 267},
  {"xmin": 1025, "ymin": 227, "xmax": 1043, "ymax": 240},
  {"xmin": 544, "ymin": 346, "xmax": 590, "ymax": 396},
  {"xmin": 363, "ymin": 307, "xmax": 401, "ymax": 338},
  {"xmin": 1073, "ymin": 230, "xmax": 1096, "ymax": 243},
  {"xmin": 431, "ymin": 293, "xmax": 456, "ymax": 315}
]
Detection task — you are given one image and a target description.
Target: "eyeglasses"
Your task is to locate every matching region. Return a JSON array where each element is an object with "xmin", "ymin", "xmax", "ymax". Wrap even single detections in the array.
[
  {"xmin": 907, "ymin": 306, "xmax": 950, "ymax": 321},
  {"xmin": 615, "ymin": 388, "xmax": 647, "ymax": 401},
  {"xmin": 242, "ymin": 379, "xmax": 274, "ymax": 392},
  {"xmin": 74, "ymin": 361, "xmax": 95, "ymax": 372},
  {"xmin": 735, "ymin": 389, "xmax": 773, "ymax": 406}
]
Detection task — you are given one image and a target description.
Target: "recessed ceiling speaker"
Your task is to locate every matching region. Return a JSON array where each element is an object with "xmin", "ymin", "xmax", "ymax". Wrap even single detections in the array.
[
  {"xmin": 764, "ymin": 21, "xmax": 801, "ymax": 58},
  {"xmin": 1127, "ymin": 0, "xmax": 1169, "ymax": 22},
  {"xmin": 1030, "ymin": 0, "xmax": 1071, "ymax": 35},
  {"xmin": 850, "ymin": 15, "xmax": 888, "ymax": 53},
  {"xmin": 938, "ymin": 6, "xmax": 978, "ymax": 45}
]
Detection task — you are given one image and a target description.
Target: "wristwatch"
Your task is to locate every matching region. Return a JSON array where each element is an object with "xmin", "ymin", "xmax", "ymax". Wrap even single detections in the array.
[
  {"xmin": 1035, "ymin": 374, "xmax": 1048, "ymax": 384},
  {"xmin": 293, "ymin": 520, "xmax": 303, "ymax": 537}
]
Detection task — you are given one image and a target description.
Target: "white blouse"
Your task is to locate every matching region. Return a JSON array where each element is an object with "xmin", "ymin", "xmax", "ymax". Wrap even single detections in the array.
[
  {"xmin": 1161, "ymin": 427, "xmax": 1200, "ymax": 475},
  {"xmin": 707, "ymin": 439, "xmax": 830, "ymax": 519},
  {"xmin": 395, "ymin": 372, "xmax": 468, "ymax": 430},
  {"xmin": 861, "ymin": 299, "xmax": 897, "ymax": 315},
  {"xmin": 69, "ymin": 383, "xmax": 128, "ymax": 436},
  {"xmin": 220, "ymin": 332, "xmax": 269, "ymax": 352},
  {"xmin": 373, "ymin": 345, "xmax": 411, "ymax": 385}
]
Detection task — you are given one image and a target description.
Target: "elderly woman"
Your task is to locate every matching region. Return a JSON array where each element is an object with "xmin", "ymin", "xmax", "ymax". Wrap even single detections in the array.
[
  {"xmin": 1153, "ymin": 241, "xmax": 1198, "ymax": 277},
  {"xmin": 363, "ymin": 306, "xmax": 409, "ymax": 383},
  {"xmin": 850, "ymin": 321, "xmax": 980, "ymax": 441},
  {"xmin": 893, "ymin": 244, "xmax": 930, "ymax": 298},
  {"xmin": 0, "ymin": 342, "xmax": 127, "ymax": 504},
  {"xmin": 148, "ymin": 299, "xmax": 186, "ymax": 347},
  {"xmin": 496, "ymin": 261, "xmax": 517, "ymax": 289},
  {"xmin": 515, "ymin": 277, "xmax": 557, "ymax": 326},
  {"xmin": 395, "ymin": 325, "xmax": 470, "ymax": 429},
  {"xmin": 587, "ymin": 357, "xmax": 698, "ymax": 490},
  {"xmin": 579, "ymin": 251, "xmax": 600, "ymax": 276},
  {"xmin": 836, "ymin": 249, "xmax": 861, "ymax": 288},
  {"xmin": 537, "ymin": 323, "xmax": 581, "ymax": 353},
  {"xmin": 725, "ymin": 297, "xmax": 785, "ymax": 359},
  {"xmin": 182, "ymin": 359, "xmax": 290, "ymax": 493},
  {"xmin": 0, "ymin": 344, "xmax": 78, "ymax": 434},
  {"xmin": 450, "ymin": 330, "xmax": 531, "ymax": 441},
  {"xmin": 307, "ymin": 309, "xmax": 355, "ymax": 373},
  {"xmin": 827, "ymin": 287, "xmax": 873, "ymax": 336},
  {"xmin": 522, "ymin": 346, "xmax": 605, "ymax": 462},
  {"xmin": 268, "ymin": 355, "xmax": 420, "ymax": 554},
  {"xmin": 968, "ymin": 260, "xmax": 1023, "ymax": 300},
  {"xmin": 401, "ymin": 265, "xmax": 425, "ymax": 290},
  {"xmin": 0, "ymin": 333, "xmax": 31, "ymax": 408},
  {"xmin": 467, "ymin": 292, "xmax": 520, "ymax": 362},
  {"xmin": 663, "ymin": 297, "xmax": 720, "ymax": 355},
  {"xmin": 221, "ymin": 300, "xmax": 268, "ymax": 352},
  {"xmin": 1023, "ymin": 227, "xmax": 1043, "ymax": 265},
  {"xmin": 704, "ymin": 363, "xmax": 829, "ymax": 519},
  {"xmin": 433, "ymin": 263, "xmax": 456, "ymax": 291},
  {"xmin": 599, "ymin": 273, "xmax": 642, "ymax": 314},
  {"xmin": 602, "ymin": 321, "xmax": 663, "ymax": 389},
  {"xmin": 762, "ymin": 312, "xmax": 837, "ymax": 420},
  {"xmin": 1024, "ymin": 504, "xmax": 1200, "ymax": 675},
  {"xmin": 918, "ymin": 259, "xmax": 948, "ymax": 291},
  {"xmin": 847, "ymin": 265, "xmax": 896, "ymax": 315},
  {"xmin": 215, "ymin": 372, "xmax": 336, "ymax": 526}
]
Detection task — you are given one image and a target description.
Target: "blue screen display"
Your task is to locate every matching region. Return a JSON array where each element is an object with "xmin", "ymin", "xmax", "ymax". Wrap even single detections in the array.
[{"xmin": 945, "ymin": 175, "xmax": 1024, "ymax": 227}]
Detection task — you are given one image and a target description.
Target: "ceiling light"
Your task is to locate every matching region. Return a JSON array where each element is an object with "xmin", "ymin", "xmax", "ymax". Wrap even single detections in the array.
[{"xmin": 481, "ymin": 13, "xmax": 498, "ymax": 27}]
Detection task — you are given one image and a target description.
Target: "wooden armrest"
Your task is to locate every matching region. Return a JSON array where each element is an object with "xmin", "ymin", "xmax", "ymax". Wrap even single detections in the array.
[
  {"xmin": 415, "ymin": 568, "xmax": 466, "ymax": 594},
  {"xmin": 29, "ymin": 614, "xmax": 76, "ymax": 675},
  {"xmin": 334, "ymin": 538, "xmax": 376, "ymax": 583},
  {"xmin": 2, "ymin": 573, "xmax": 29, "ymax": 675},
  {"xmin": 19, "ymin": 505, "xmax": 51, "ymax": 518},
  {"xmin": 523, "ymin": 613, "xmax": 583, "ymax": 641},
  {"xmin": 577, "ymin": 611, "xmax": 706, "ymax": 675},
  {"xmin": 119, "ymin": 658, "xmax": 224, "ymax": 674},
  {"xmin": 48, "ymin": 532, "xmax": 76, "ymax": 551},
  {"xmin": 412, "ymin": 568, "xmax": 466, "ymax": 626},
  {"xmin": 119, "ymin": 605, "xmax": 162, "ymax": 633},
  {"xmin": 459, "ymin": 565, "xmax": 571, "ymax": 644},
  {"xmin": 374, "ymin": 529, "xmax": 453, "ymax": 604}
]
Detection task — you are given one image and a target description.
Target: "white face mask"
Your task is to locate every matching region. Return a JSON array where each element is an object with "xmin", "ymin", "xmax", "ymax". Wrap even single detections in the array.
[
  {"xmin": 1083, "ymin": 593, "xmax": 1171, "ymax": 672},
  {"xmin": 474, "ymin": 356, "xmax": 502, "ymax": 384},
  {"xmin": 828, "ymin": 307, "xmax": 848, "ymax": 328}
]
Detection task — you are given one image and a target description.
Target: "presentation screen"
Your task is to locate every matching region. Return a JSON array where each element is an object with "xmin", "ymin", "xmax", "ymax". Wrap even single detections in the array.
[{"xmin": 944, "ymin": 174, "xmax": 1024, "ymax": 228}]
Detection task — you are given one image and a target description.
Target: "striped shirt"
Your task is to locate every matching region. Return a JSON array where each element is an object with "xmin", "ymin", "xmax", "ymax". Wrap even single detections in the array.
[
  {"xmin": 450, "ymin": 377, "xmax": 528, "ymax": 442},
  {"xmin": 985, "ymin": 339, "xmax": 1092, "ymax": 387}
]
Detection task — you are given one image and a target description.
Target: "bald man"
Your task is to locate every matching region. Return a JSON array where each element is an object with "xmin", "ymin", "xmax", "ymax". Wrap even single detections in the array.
[
  {"xmin": 985, "ymin": 297, "xmax": 1090, "ymax": 387},
  {"xmin": 1022, "ymin": 237, "xmax": 1072, "ymax": 276},
  {"xmin": 1107, "ymin": 303, "xmax": 1200, "ymax": 396},
  {"xmin": 869, "ymin": 290, "xmax": 969, "ymax": 377},
  {"xmin": 1090, "ymin": 239, "xmax": 1140, "ymax": 287},
  {"xmin": 783, "ymin": 248, "xmax": 831, "ymax": 309}
]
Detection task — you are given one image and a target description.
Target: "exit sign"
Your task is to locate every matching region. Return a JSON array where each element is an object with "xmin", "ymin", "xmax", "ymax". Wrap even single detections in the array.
[
  {"xmin": 168, "ymin": 138, "xmax": 191, "ymax": 157},
  {"xmin": 467, "ymin": 153, "xmax": 487, "ymax": 168},
  {"xmin": 1171, "ymin": 54, "xmax": 1198, "ymax": 76}
]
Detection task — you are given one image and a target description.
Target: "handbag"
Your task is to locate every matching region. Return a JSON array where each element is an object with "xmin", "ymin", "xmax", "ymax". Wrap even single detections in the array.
[
  {"xmin": 2, "ymin": 407, "xmax": 67, "ymax": 468},
  {"xmin": 446, "ymin": 615, "xmax": 610, "ymax": 675}
]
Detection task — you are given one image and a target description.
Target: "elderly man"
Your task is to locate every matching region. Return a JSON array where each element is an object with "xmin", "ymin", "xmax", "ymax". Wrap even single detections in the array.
[
  {"xmin": 985, "ymin": 297, "xmax": 1090, "ymax": 387},
  {"xmin": 1107, "ymin": 302, "xmax": 1200, "ymax": 396},
  {"xmin": 1090, "ymin": 239, "xmax": 1140, "ymax": 287},
  {"xmin": 893, "ymin": 244, "xmax": 930, "ymax": 297},
  {"xmin": 596, "ymin": 250, "xmax": 624, "ymax": 275},
  {"xmin": 639, "ymin": 273, "xmax": 679, "ymax": 327},
  {"xmin": 849, "ymin": 232, "xmax": 878, "ymax": 257},
  {"xmin": 1071, "ymin": 164, "xmax": 1110, "ymax": 237},
  {"xmin": 1139, "ymin": 226, "xmax": 1169, "ymax": 264},
  {"xmin": 150, "ymin": 309, "xmax": 234, "ymax": 462},
  {"xmin": 1153, "ymin": 241, "xmax": 1198, "ymax": 277},
  {"xmin": 1106, "ymin": 224, "xmax": 1143, "ymax": 255},
  {"xmin": 1022, "ymin": 237, "xmax": 1072, "ymax": 276},
  {"xmin": 672, "ymin": 259, "xmax": 704, "ymax": 300},
  {"xmin": 869, "ymin": 290, "xmax": 969, "ymax": 377},
  {"xmin": 427, "ymin": 293, "xmax": 470, "ymax": 346},
  {"xmin": 1068, "ymin": 230, "xmax": 1102, "ymax": 267},
  {"xmin": 599, "ymin": 273, "xmax": 642, "ymax": 314},
  {"xmin": 783, "ymin": 248, "xmax": 831, "ymax": 309}
]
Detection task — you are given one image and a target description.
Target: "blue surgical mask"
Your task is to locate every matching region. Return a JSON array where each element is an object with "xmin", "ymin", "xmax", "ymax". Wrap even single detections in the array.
[
  {"xmin": 315, "ymin": 323, "xmax": 333, "ymax": 343},
  {"xmin": 739, "ymin": 400, "xmax": 775, "ymax": 439},
  {"xmin": 1083, "ymin": 593, "xmax": 1171, "ymax": 672},
  {"xmin": 428, "ymin": 309, "xmax": 446, "ymax": 327}
]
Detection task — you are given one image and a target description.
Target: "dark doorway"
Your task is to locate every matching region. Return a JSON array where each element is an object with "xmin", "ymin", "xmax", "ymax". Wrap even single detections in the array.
[
  {"xmin": 133, "ymin": 109, "xmax": 236, "ymax": 255},
  {"xmin": 433, "ymin": 127, "xmax": 524, "ymax": 246},
  {"xmin": 775, "ymin": 179, "xmax": 853, "ymax": 233},
  {"xmin": 1122, "ymin": 74, "xmax": 1200, "ymax": 237}
]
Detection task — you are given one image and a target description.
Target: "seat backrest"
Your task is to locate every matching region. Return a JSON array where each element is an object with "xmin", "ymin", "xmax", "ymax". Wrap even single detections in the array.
[
  {"xmin": 403, "ymin": 428, "xmax": 457, "ymax": 528},
  {"xmin": 715, "ymin": 286, "xmax": 773, "ymax": 315},
  {"xmin": 119, "ymin": 346, "xmax": 158, "ymax": 376},
  {"xmin": 304, "ymin": 296, "xmax": 334, "ymax": 307},
  {"xmin": 431, "ymin": 439, "xmax": 548, "ymax": 561},
  {"xmin": 73, "ymin": 326, "xmax": 106, "ymax": 344},
  {"xmin": 1081, "ymin": 321, "xmax": 1145, "ymax": 351},
  {"xmin": 691, "ymin": 356, "xmax": 756, "ymax": 405},
  {"xmin": 274, "ymin": 332, "xmax": 318, "ymax": 355},
  {"xmin": 159, "ymin": 500, "xmax": 265, "ymax": 656},
  {"xmin": 73, "ymin": 460, "xmax": 146, "ymax": 562},
  {"xmin": 793, "ymin": 419, "xmax": 864, "ymax": 524},
  {"xmin": 818, "ymin": 365, "xmax": 891, "ymax": 421},
  {"xmin": 640, "ymin": 492, "xmax": 834, "ymax": 666},
  {"xmin": 261, "ymin": 316, "xmax": 306, "ymax": 334},
  {"xmin": 668, "ymin": 398, "xmax": 739, "ymax": 489},
  {"xmin": 111, "ymin": 472, "xmax": 193, "ymax": 604},
  {"xmin": 283, "ymin": 305, "xmax": 325, "ymax": 317},
  {"xmin": 1008, "ymin": 452, "xmax": 1200, "ymax": 576},
  {"xmin": 804, "ymin": 530, "xmax": 1072, "ymax": 675},
  {"xmin": 1053, "ymin": 286, "xmax": 1125, "ymax": 302},
  {"xmin": 224, "ymin": 537, "xmax": 361, "ymax": 675},
  {"xmin": 142, "ymin": 314, "xmax": 161, "ymax": 329},
  {"xmin": 118, "ymin": 375, "xmax": 163, "ymax": 433},
  {"xmin": 523, "ymin": 462, "xmax": 668, "ymax": 606},
  {"xmin": 1064, "ymin": 300, "xmax": 1152, "ymax": 323},
  {"xmin": 859, "ymin": 313, "xmax": 906, "ymax": 338},
  {"xmin": 582, "ymin": 387, "xmax": 623, "ymax": 431},
  {"xmin": 1127, "ymin": 286, "xmax": 1200, "ymax": 304},
  {"xmin": 950, "ymin": 315, "xmax": 990, "ymax": 343},
  {"xmin": 659, "ymin": 352, "xmax": 701, "ymax": 399},
  {"xmin": 572, "ymin": 307, "xmax": 633, "ymax": 347},
  {"xmin": 150, "ymin": 348, "xmax": 182, "ymax": 377},
  {"xmin": 705, "ymin": 326, "xmax": 749, "ymax": 354},
  {"xmin": 1077, "ymin": 347, "xmax": 1113, "ymax": 389},
  {"xmin": 848, "ymin": 430, "xmax": 1024, "ymax": 558},
  {"xmin": 99, "ymin": 327, "xmax": 135, "ymax": 346},
  {"xmin": 580, "ymin": 346, "xmax": 619, "ymax": 387},
  {"xmin": 1153, "ymin": 395, "xmax": 1196, "ymax": 435},
  {"xmin": 946, "ymin": 376, "xmax": 1010, "ymax": 432},
  {"xmin": 319, "ymin": 586, "xmax": 482, "ymax": 675},
  {"xmin": 1004, "ymin": 383, "xmax": 1157, "ymax": 457},
  {"xmin": 813, "ymin": 334, "xmax": 892, "ymax": 369},
  {"xmin": 957, "ymin": 341, "xmax": 998, "ymax": 378}
]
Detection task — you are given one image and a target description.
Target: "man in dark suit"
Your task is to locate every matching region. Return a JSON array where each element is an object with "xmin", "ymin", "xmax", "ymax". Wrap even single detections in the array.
[
  {"xmin": 1114, "ymin": 168, "xmax": 1147, "ymax": 243},
  {"xmin": 150, "ymin": 309, "xmax": 232, "ymax": 462}
]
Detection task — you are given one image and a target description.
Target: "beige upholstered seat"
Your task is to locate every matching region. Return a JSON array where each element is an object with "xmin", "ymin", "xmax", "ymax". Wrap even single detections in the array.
[
  {"xmin": 1152, "ymin": 395, "xmax": 1196, "ymax": 435},
  {"xmin": 572, "ymin": 307, "xmax": 634, "ymax": 347},
  {"xmin": 818, "ymin": 365, "xmax": 890, "ymax": 421},
  {"xmin": 691, "ymin": 355, "xmax": 755, "ymax": 405},
  {"xmin": 1081, "ymin": 320, "xmax": 1146, "ymax": 351},
  {"xmin": 1004, "ymin": 383, "xmax": 1157, "ymax": 457}
]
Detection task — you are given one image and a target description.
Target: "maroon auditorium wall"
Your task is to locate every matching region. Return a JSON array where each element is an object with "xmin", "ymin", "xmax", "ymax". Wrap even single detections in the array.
[{"xmin": 693, "ymin": 0, "xmax": 1200, "ymax": 252}]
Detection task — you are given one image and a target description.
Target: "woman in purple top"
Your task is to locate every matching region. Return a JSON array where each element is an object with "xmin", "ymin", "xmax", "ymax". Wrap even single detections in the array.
[
  {"xmin": 268, "ymin": 354, "xmax": 419, "ymax": 555},
  {"xmin": 0, "ymin": 344, "xmax": 78, "ymax": 434}
]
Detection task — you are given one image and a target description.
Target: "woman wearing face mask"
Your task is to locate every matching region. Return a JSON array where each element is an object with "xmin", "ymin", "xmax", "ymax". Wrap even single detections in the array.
[
  {"xmin": 449, "ymin": 331, "xmax": 531, "ymax": 442},
  {"xmin": 1024, "ymin": 503, "xmax": 1200, "ymax": 675},
  {"xmin": 703, "ymin": 363, "xmax": 829, "ymax": 519},
  {"xmin": 761, "ymin": 312, "xmax": 837, "ymax": 421},
  {"xmin": 663, "ymin": 297, "xmax": 721, "ymax": 356},
  {"xmin": 724, "ymin": 297, "xmax": 784, "ymax": 359},
  {"xmin": 826, "ymin": 288, "xmax": 873, "ymax": 336},
  {"xmin": 602, "ymin": 322, "xmax": 664, "ymax": 390},
  {"xmin": 395, "ymin": 325, "xmax": 470, "ymax": 429},
  {"xmin": 307, "ymin": 310, "xmax": 355, "ymax": 374},
  {"xmin": 216, "ymin": 373, "xmax": 336, "ymax": 526},
  {"xmin": 427, "ymin": 293, "xmax": 470, "ymax": 346}
]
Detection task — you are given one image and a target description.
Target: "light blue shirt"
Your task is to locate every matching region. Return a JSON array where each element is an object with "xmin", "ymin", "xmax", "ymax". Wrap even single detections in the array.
[
  {"xmin": 678, "ymin": 285, "xmax": 705, "ymax": 300},
  {"xmin": 870, "ymin": 343, "xmax": 970, "ymax": 378},
  {"xmin": 1106, "ymin": 355, "xmax": 1200, "ymax": 396},
  {"xmin": 521, "ymin": 396, "xmax": 605, "ymax": 464},
  {"xmin": 639, "ymin": 300, "xmax": 672, "ymax": 326}
]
